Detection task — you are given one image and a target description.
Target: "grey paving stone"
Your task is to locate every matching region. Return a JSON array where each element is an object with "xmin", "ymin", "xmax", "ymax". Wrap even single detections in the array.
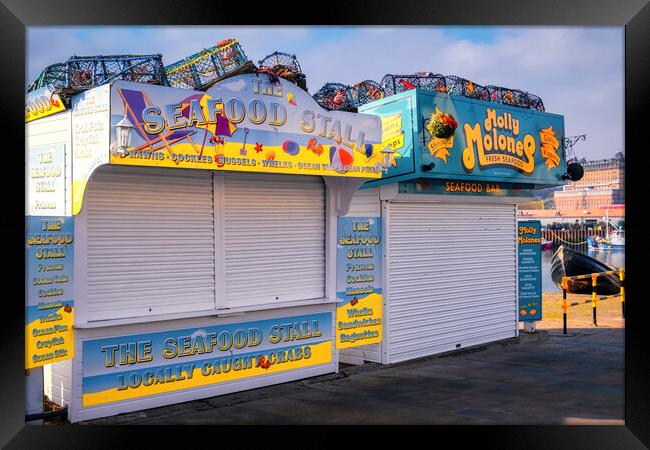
[{"xmin": 82, "ymin": 327, "xmax": 624, "ymax": 425}]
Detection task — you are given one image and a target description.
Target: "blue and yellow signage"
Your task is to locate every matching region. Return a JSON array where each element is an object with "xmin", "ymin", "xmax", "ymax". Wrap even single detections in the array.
[
  {"xmin": 109, "ymin": 75, "xmax": 384, "ymax": 178},
  {"xmin": 81, "ymin": 313, "xmax": 332, "ymax": 407},
  {"xmin": 26, "ymin": 86, "xmax": 66, "ymax": 123},
  {"xmin": 518, "ymin": 220, "xmax": 542, "ymax": 321},
  {"xmin": 25, "ymin": 216, "xmax": 75, "ymax": 369},
  {"xmin": 336, "ymin": 217, "xmax": 383, "ymax": 349},
  {"xmin": 360, "ymin": 89, "xmax": 566, "ymax": 187}
]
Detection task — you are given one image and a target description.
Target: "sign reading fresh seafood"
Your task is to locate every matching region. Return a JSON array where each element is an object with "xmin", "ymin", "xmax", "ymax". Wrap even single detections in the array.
[
  {"xmin": 81, "ymin": 313, "xmax": 333, "ymax": 406},
  {"xmin": 25, "ymin": 216, "xmax": 75, "ymax": 369},
  {"xmin": 336, "ymin": 217, "xmax": 383, "ymax": 349},
  {"xmin": 109, "ymin": 75, "xmax": 384, "ymax": 177},
  {"xmin": 518, "ymin": 220, "xmax": 542, "ymax": 321}
]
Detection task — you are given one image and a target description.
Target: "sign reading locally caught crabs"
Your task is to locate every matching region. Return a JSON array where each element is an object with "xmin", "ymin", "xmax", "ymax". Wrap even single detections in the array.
[
  {"xmin": 81, "ymin": 312, "xmax": 333, "ymax": 407},
  {"xmin": 108, "ymin": 74, "xmax": 385, "ymax": 178}
]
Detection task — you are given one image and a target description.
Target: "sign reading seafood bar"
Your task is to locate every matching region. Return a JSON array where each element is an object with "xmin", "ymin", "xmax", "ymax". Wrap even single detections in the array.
[
  {"xmin": 82, "ymin": 313, "xmax": 332, "ymax": 407},
  {"xmin": 336, "ymin": 217, "xmax": 383, "ymax": 348},
  {"xmin": 109, "ymin": 74, "xmax": 384, "ymax": 177}
]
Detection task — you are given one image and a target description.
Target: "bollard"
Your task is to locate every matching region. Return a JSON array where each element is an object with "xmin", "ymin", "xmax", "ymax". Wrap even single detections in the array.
[
  {"xmin": 620, "ymin": 268, "xmax": 625, "ymax": 319},
  {"xmin": 561, "ymin": 277, "xmax": 568, "ymax": 334},
  {"xmin": 591, "ymin": 273, "xmax": 598, "ymax": 326}
]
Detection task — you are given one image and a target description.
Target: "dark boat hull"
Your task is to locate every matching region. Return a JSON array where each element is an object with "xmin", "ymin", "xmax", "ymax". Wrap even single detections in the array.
[{"xmin": 550, "ymin": 246, "xmax": 621, "ymax": 295}]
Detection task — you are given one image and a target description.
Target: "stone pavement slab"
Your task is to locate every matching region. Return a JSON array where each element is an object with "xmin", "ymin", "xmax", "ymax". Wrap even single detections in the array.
[{"xmin": 83, "ymin": 325, "xmax": 624, "ymax": 425}]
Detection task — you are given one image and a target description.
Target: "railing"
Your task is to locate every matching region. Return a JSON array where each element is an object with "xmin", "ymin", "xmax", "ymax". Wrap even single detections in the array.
[
  {"xmin": 560, "ymin": 268, "xmax": 625, "ymax": 334},
  {"xmin": 541, "ymin": 228, "xmax": 609, "ymax": 251}
]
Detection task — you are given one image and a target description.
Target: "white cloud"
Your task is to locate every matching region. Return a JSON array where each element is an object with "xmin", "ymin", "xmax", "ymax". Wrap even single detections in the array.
[
  {"xmin": 220, "ymin": 79, "xmax": 247, "ymax": 92},
  {"xmin": 27, "ymin": 26, "xmax": 623, "ymax": 159}
]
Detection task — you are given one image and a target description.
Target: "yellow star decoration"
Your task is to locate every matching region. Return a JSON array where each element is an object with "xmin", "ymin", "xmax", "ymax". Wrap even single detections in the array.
[{"xmin": 425, "ymin": 106, "xmax": 455, "ymax": 164}]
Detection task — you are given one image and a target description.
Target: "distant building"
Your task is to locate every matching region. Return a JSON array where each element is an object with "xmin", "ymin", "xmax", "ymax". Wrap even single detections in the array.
[{"xmin": 553, "ymin": 152, "xmax": 624, "ymax": 210}]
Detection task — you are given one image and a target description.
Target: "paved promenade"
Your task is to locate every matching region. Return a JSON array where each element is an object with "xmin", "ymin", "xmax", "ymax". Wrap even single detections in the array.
[{"xmin": 84, "ymin": 293, "xmax": 624, "ymax": 425}]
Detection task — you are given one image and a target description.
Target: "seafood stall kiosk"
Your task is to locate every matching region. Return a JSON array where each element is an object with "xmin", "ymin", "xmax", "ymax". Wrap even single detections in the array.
[
  {"xmin": 26, "ymin": 73, "xmax": 386, "ymax": 422},
  {"xmin": 339, "ymin": 80, "xmax": 568, "ymax": 365},
  {"xmin": 26, "ymin": 46, "xmax": 571, "ymax": 421}
]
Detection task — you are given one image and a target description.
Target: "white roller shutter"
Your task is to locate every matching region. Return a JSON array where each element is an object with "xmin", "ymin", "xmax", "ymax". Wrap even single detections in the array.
[
  {"xmin": 85, "ymin": 166, "xmax": 216, "ymax": 321},
  {"xmin": 346, "ymin": 186, "xmax": 381, "ymax": 217},
  {"xmin": 387, "ymin": 202, "xmax": 517, "ymax": 363},
  {"xmin": 222, "ymin": 173, "xmax": 326, "ymax": 308}
]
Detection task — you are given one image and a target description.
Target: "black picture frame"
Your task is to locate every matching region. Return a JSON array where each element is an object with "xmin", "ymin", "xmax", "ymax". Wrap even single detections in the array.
[{"xmin": 2, "ymin": 0, "xmax": 648, "ymax": 447}]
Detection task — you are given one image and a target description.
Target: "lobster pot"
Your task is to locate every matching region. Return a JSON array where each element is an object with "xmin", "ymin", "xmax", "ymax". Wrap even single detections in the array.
[
  {"xmin": 349, "ymin": 80, "xmax": 384, "ymax": 108},
  {"xmin": 313, "ymin": 83, "xmax": 356, "ymax": 112},
  {"xmin": 380, "ymin": 74, "xmax": 447, "ymax": 97},
  {"xmin": 27, "ymin": 54, "xmax": 168, "ymax": 96},
  {"xmin": 258, "ymin": 52, "xmax": 308, "ymax": 91},
  {"xmin": 165, "ymin": 40, "xmax": 253, "ymax": 90}
]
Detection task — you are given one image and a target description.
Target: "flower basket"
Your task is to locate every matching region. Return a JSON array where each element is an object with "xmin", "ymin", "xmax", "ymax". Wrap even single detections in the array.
[{"xmin": 429, "ymin": 110, "xmax": 458, "ymax": 139}]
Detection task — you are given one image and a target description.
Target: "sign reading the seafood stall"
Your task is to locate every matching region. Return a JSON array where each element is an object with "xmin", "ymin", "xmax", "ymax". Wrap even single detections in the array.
[
  {"xmin": 27, "ymin": 144, "xmax": 70, "ymax": 216},
  {"xmin": 81, "ymin": 313, "xmax": 332, "ymax": 407},
  {"xmin": 335, "ymin": 217, "xmax": 383, "ymax": 349},
  {"xmin": 25, "ymin": 216, "xmax": 75, "ymax": 369},
  {"xmin": 517, "ymin": 220, "xmax": 542, "ymax": 321},
  {"xmin": 109, "ymin": 75, "xmax": 384, "ymax": 178}
]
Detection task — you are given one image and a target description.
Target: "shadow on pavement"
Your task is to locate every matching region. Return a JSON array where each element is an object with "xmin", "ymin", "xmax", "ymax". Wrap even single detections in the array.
[{"xmin": 81, "ymin": 326, "xmax": 624, "ymax": 425}]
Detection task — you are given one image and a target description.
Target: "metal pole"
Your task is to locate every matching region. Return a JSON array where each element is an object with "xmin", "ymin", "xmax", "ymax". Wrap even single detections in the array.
[
  {"xmin": 620, "ymin": 268, "xmax": 625, "ymax": 319},
  {"xmin": 592, "ymin": 273, "xmax": 598, "ymax": 326},
  {"xmin": 562, "ymin": 277, "xmax": 568, "ymax": 334}
]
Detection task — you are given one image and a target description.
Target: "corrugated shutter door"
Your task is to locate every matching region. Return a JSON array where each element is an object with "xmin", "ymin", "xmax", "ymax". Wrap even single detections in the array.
[
  {"xmin": 387, "ymin": 202, "xmax": 516, "ymax": 363},
  {"xmin": 85, "ymin": 166, "xmax": 215, "ymax": 321},
  {"xmin": 223, "ymin": 173, "xmax": 325, "ymax": 308}
]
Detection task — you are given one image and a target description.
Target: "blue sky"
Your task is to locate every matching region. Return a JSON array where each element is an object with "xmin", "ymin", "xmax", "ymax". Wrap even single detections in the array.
[{"xmin": 27, "ymin": 26, "xmax": 624, "ymax": 160}]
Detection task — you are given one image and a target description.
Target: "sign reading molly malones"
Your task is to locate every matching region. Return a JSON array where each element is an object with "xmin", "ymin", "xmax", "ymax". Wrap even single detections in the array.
[
  {"xmin": 518, "ymin": 220, "xmax": 542, "ymax": 321},
  {"xmin": 359, "ymin": 89, "xmax": 566, "ymax": 186},
  {"xmin": 109, "ymin": 75, "xmax": 384, "ymax": 178},
  {"xmin": 420, "ymin": 92, "xmax": 566, "ymax": 185},
  {"xmin": 81, "ymin": 312, "xmax": 332, "ymax": 407}
]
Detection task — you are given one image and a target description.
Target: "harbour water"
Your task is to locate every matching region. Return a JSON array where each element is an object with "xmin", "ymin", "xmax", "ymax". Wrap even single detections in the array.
[{"xmin": 541, "ymin": 248, "xmax": 625, "ymax": 292}]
